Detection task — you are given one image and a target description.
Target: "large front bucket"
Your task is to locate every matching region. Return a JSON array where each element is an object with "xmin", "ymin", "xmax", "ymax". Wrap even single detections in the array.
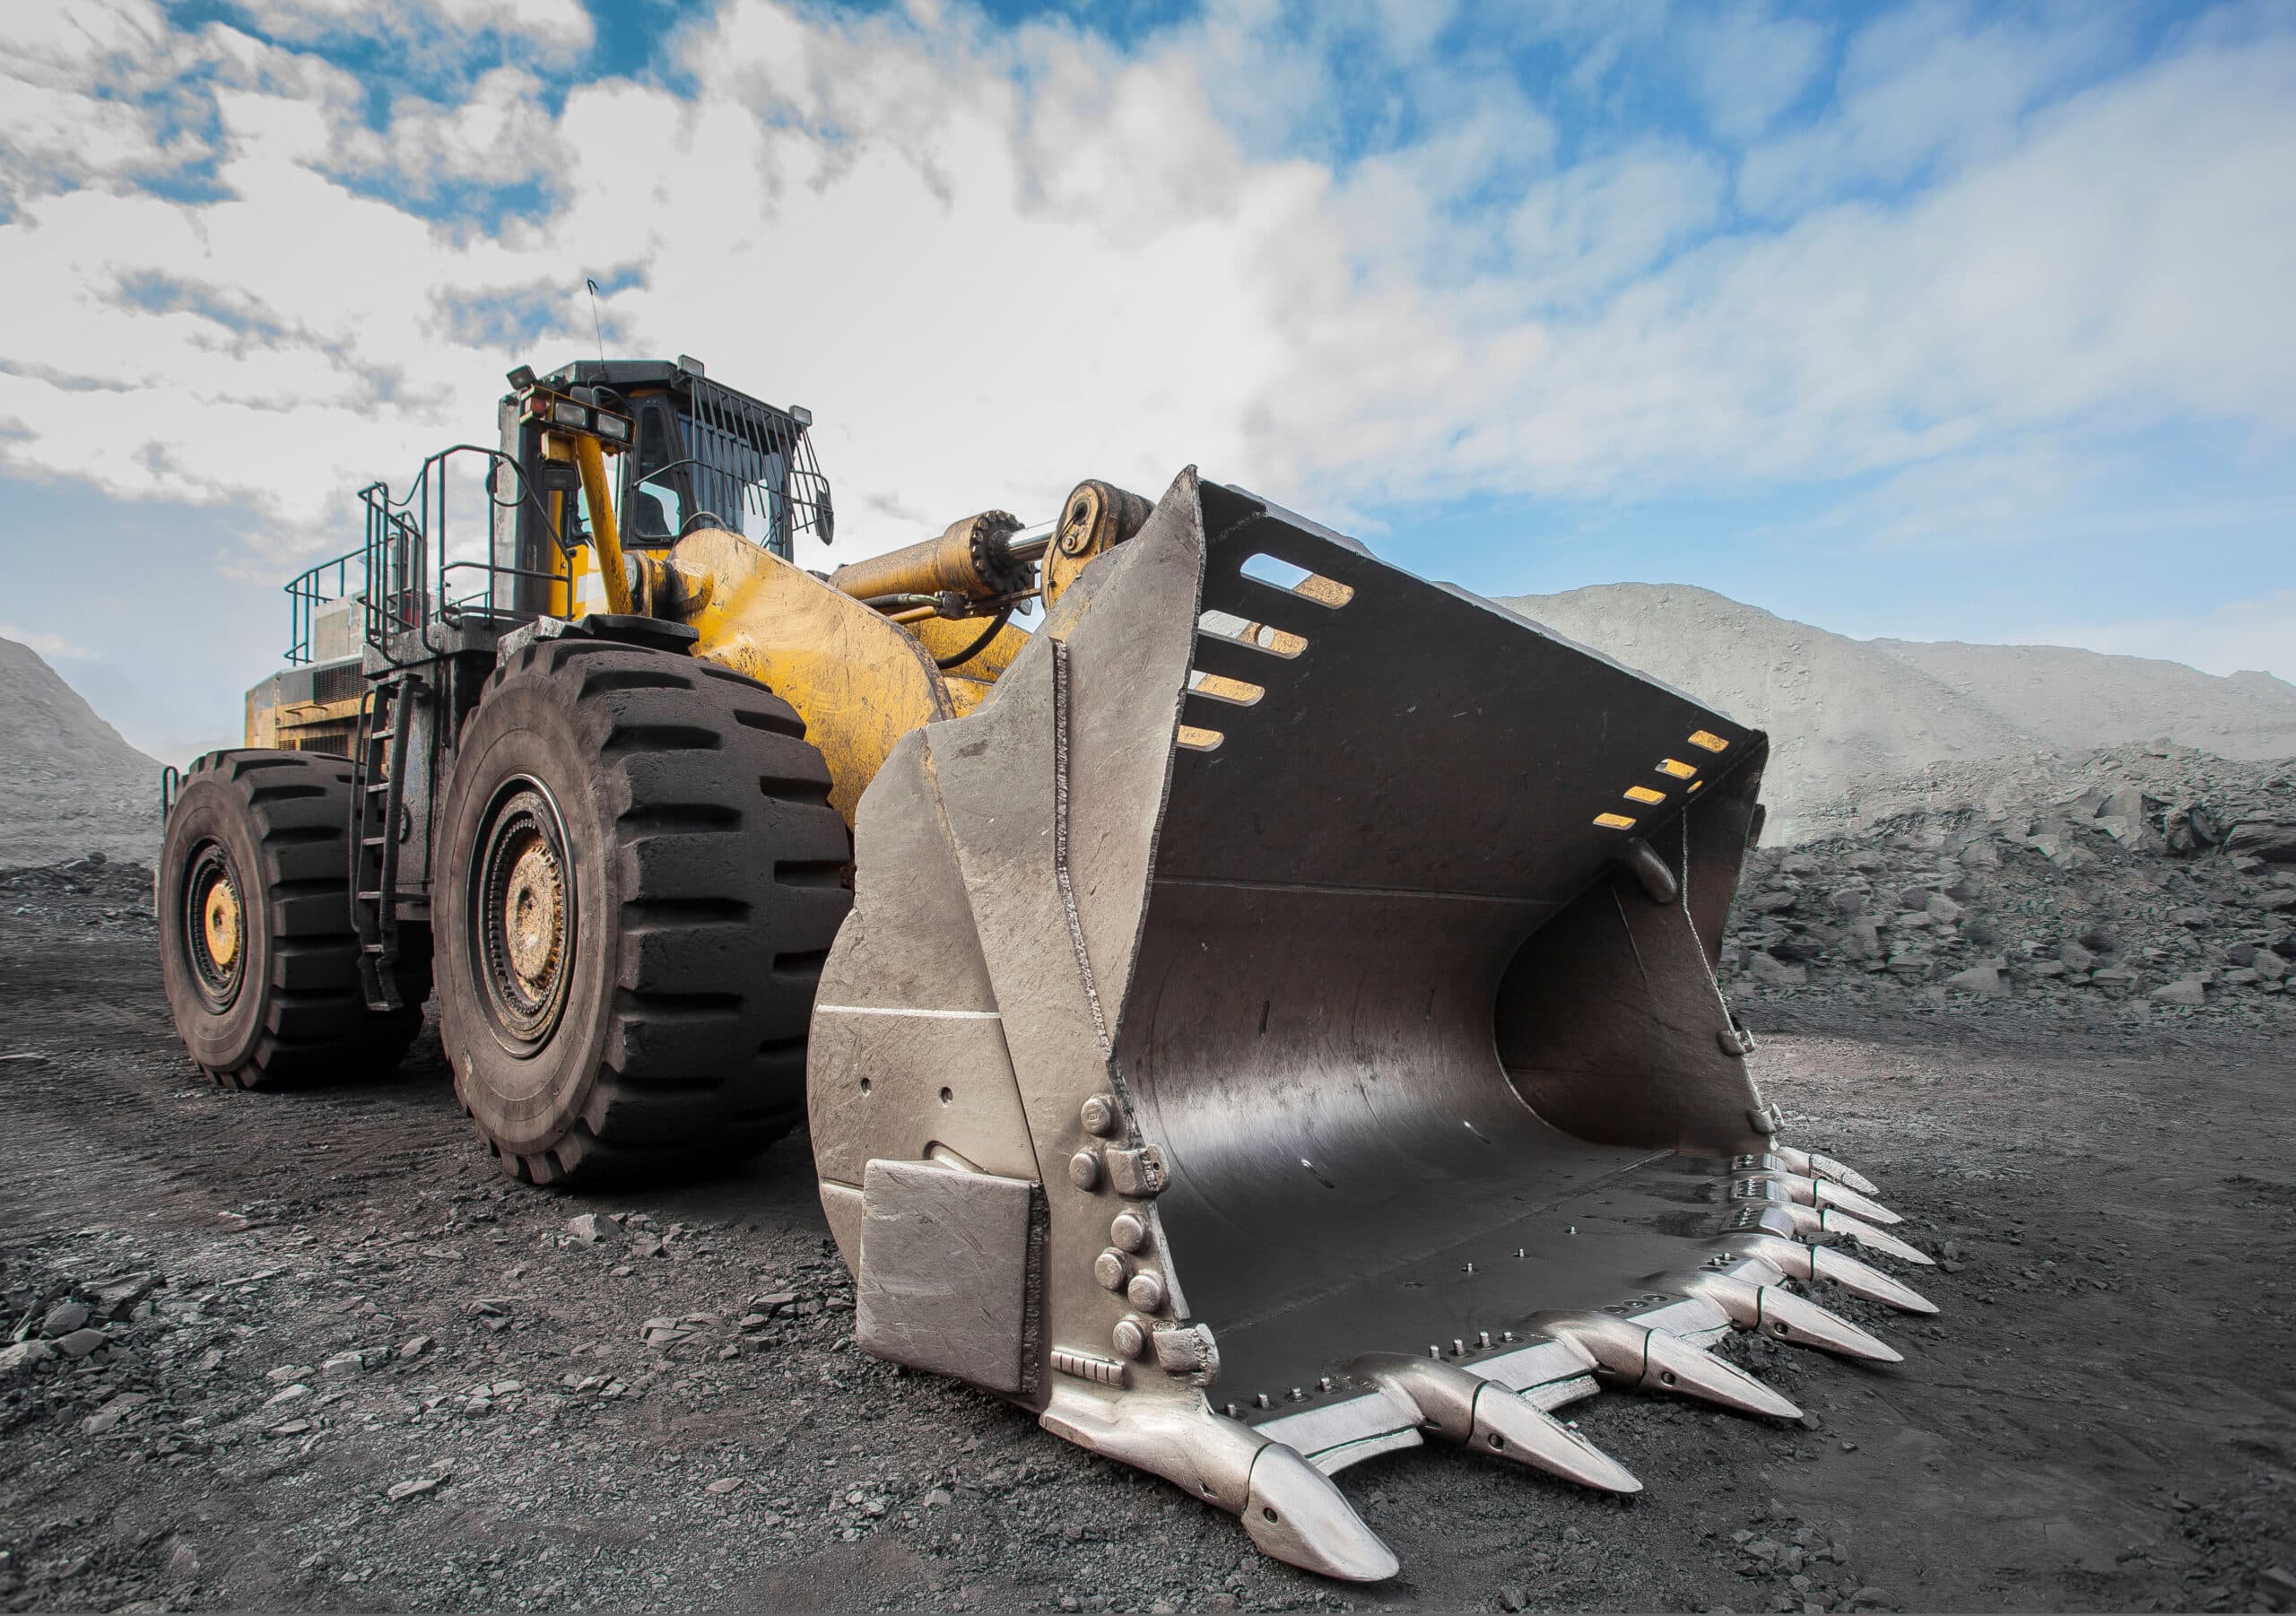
[{"xmin": 807, "ymin": 470, "xmax": 1934, "ymax": 1580}]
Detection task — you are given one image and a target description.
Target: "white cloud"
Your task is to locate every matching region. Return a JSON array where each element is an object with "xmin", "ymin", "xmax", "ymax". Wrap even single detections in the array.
[
  {"xmin": 1813, "ymin": 439, "xmax": 2080, "ymax": 549},
  {"xmin": 1500, "ymin": 140, "xmax": 1726, "ymax": 308},
  {"xmin": 1812, "ymin": 430, "xmax": 2295, "ymax": 555},
  {"xmin": 2027, "ymin": 590, "xmax": 2296, "ymax": 683},
  {"xmin": 0, "ymin": 1, "xmax": 208, "ymax": 212},
  {"xmin": 232, "ymin": 0, "xmax": 593, "ymax": 65},
  {"xmin": 0, "ymin": 0, "xmax": 2288, "ymax": 591},
  {"xmin": 1686, "ymin": 2, "xmax": 1830, "ymax": 141},
  {"xmin": 1451, "ymin": 32, "xmax": 2296, "ymax": 502},
  {"xmin": 0, "ymin": 623, "xmax": 92, "ymax": 660},
  {"xmin": 352, "ymin": 66, "xmax": 566, "ymax": 196},
  {"xmin": 1735, "ymin": 0, "xmax": 2123, "ymax": 214}
]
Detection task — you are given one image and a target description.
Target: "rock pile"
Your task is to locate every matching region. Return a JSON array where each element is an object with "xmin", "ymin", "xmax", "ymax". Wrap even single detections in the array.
[
  {"xmin": 1723, "ymin": 745, "xmax": 2296, "ymax": 1025},
  {"xmin": 1723, "ymin": 1511, "xmax": 1891, "ymax": 1612},
  {"xmin": 1, "ymin": 1271, "xmax": 162, "ymax": 1383}
]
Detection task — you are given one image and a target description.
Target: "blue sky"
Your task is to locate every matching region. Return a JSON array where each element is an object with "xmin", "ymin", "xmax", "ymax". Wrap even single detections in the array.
[{"xmin": 0, "ymin": 0, "xmax": 2290, "ymax": 760}]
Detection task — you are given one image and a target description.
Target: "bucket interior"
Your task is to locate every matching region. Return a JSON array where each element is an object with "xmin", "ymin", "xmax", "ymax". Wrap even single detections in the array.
[{"xmin": 1116, "ymin": 487, "xmax": 1767, "ymax": 1398}]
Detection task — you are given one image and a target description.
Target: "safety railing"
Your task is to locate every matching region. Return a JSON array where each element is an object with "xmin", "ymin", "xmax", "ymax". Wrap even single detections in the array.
[
  {"xmin": 283, "ymin": 548, "xmax": 365, "ymax": 666},
  {"xmin": 304, "ymin": 409, "xmax": 822, "ymax": 667},
  {"xmin": 357, "ymin": 445, "xmax": 563, "ymax": 668}
]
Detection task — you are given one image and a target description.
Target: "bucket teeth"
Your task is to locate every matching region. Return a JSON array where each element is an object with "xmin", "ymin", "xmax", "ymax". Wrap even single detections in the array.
[
  {"xmin": 1816, "ymin": 1208, "xmax": 1933, "ymax": 1265},
  {"xmin": 1809, "ymin": 1151, "xmax": 1881, "ymax": 1197},
  {"xmin": 1243, "ymin": 1441, "xmax": 1400, "ymax": 1583},
  {"xmin": 1717, "ymin": 1232, "xmax": 1941, "ymax": 1315},
  {"xmin": 1637, "ymin": 1323, "xmax": 1804, "ymax": 1420},
  {"xmin": 1746, "ymin": 1282, "xmax": 1900, "ymax": 1362},
  {"xmin": 1472, "ymin": 1387, "xmax": 1645, "ymax": 1494},
  {"xmin": 1746, "ymin": 1167, "xmax": 1905, "ymax": 1226},
  {"xmin": 1528, "ymin": 1310, "xmax": 1802, "ymax": 1421},
  {"xmin": 1351, "ymin": 1353, "xmax": 1641, "ymax": 1494},
  {"xmin": 1735, "ymin": 1181, "xmax": 1934, "ymax": 1265},
  {"xmin": 1810, "ymin": 1179, "xmax": 1903, "ymax": 1226},
  {"xmin": 1041, "ymin": 1390, "xmax": 1397, "ymax": 1583},
  {"xmin": 1767, "ymin": 1144, "xmax": 1883, "ymax": 1197},
  {"xmin": 1812, "ymin": 1243, "xmax": 1941, "ymax": 1314},
  {"xmin": 1651, "ymin": 1270, "xmax": 1900, "ymax": 1363}
]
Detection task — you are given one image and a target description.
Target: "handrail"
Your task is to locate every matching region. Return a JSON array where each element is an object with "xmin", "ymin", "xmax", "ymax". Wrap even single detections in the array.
[
  {"xmin": 355, "ymin": 444, "xmax": 563, "ymax": 669},
  {"xmin": 283, "ymin": 547, "xmax": 364, "ymax": 666}
]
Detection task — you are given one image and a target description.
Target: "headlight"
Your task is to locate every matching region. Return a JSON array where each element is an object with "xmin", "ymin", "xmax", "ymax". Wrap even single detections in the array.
[
  {"xmin": 595, "ymin": 413, "xmax": 630, "ymax": 442},
  {"xmin": 551, "ymin": 399, "xmax": 590, "ymax": 430}
]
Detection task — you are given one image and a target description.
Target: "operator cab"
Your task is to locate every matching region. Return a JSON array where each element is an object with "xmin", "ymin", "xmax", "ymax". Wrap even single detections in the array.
[
  {"xmin": 264, "ymin": 353, "xmax": 832, "ymax": 752},
  {"xmin": 495, "ymin": 354, "xmax": 831, "ymax": 617}
]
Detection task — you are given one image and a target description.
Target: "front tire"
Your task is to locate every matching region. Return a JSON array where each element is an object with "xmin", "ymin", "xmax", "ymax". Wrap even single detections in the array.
[
  {"xmin": 435, "ymin": 639, "xmax": 851, "ymax": 1186},
  {"xmin": 159, "ymin": 751, "xmax": 430, "ymax": 1088}
]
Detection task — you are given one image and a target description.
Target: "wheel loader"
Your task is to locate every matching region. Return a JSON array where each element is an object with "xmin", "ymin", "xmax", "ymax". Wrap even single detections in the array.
[{"xmin": 159, "ymin": 354, "xmax": 1940, "ymax": 1581}]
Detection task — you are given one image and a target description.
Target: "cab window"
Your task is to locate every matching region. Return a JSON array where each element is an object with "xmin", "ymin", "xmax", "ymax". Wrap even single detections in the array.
[{"xmin": 625, "ymin": 402, "xmax": 684, "ymax": 542}]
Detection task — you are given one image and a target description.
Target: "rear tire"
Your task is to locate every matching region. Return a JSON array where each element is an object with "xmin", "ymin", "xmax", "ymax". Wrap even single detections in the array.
[
  {"xmin": 159, "ymin": 750, "xmax": 430, "ymax": 1088},
  {"xmin": 434, "ymin": 639, "xmax": 851, "ymax": 1186}
]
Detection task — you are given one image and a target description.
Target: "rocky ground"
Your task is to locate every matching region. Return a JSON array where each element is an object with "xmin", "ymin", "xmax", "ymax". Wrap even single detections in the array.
[{"xmin": 3, "ymin": 798, "xmax": 2294, "ymax": 1612}]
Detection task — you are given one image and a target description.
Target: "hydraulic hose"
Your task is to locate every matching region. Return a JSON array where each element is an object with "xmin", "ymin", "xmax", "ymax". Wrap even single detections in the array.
[{"xmin": 935, "ymin": 606, "xmax": 1014, "ymax": 671}]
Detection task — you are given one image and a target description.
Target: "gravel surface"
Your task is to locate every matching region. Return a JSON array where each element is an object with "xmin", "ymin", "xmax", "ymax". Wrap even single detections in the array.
[{"xmin": 2, "ymin": 856, "xmax": 2292, "ymax": 1612}]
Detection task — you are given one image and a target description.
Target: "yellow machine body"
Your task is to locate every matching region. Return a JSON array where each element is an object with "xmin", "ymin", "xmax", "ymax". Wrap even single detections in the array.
[{"xmin": 646, "ymin": 527, "xmax": 961, "ymax": 823}]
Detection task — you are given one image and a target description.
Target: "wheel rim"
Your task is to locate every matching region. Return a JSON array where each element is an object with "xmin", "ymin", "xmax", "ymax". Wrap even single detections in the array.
[
  {"xmin": 183, "ymin": 841, "xmax": 246, "ymax": 1011},
  {"xmin": 471, "ymin": 777, "xmax": 576, "ymax": 1055}
]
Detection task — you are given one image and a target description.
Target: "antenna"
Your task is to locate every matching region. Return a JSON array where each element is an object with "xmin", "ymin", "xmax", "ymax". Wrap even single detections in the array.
[{"xmin": 584, "ymin": 278, "xmax": 606, "ymax": 367}]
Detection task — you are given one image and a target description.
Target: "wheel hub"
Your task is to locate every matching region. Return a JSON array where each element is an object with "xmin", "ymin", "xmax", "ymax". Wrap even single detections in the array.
[
  {"xmin": 183, "ymin": 842, "xmax": 245, "ymax": 1010},
  {"xmin": 473, "ymin": 781, "xmax": 576, "ymax": 1053},
  {"xmin": 204, "ymin": 881, "xmax": 240, "ymax": 967},
  {"xmin": 500, "ymin": 837, "xmax": 565, "ymax": 997}
]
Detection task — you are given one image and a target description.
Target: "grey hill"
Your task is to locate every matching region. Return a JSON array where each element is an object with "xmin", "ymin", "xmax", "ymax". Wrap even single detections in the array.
[
  {"xmin": 1500, "ymin": 583, "xmax": 2296, "ymax": 843},
  {"xmin": 0, "ymin": 635, "xmax": 162, "ymax": 868},
  {"xmin": 1871, "ymin": 637, "xmax": 2296, "ymax": 760}
]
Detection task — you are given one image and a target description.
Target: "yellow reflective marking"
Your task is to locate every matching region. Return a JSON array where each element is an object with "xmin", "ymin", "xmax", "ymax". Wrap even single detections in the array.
[
  {"xmin": 1688, "ymin": 729, "xmax": 1730, "ymax": 752},
  {"xmin": 1191, "ymin": 673, "xmax": 1265, "ymax": 707},
  {"xmin": 1657, "ymin": 758, "xmax": 1698, "ymax": 779},
  {"xmin": 1593, "ymin": 812, "xmax": 1638, "ymax": 830},
  {"xmin": 1177, "ymin": 725, "xmax": 1225, "ymax": 752},
  {"xmin": 1623, "ymin": 785, "xmax": 1666, "ymax": 805}
]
